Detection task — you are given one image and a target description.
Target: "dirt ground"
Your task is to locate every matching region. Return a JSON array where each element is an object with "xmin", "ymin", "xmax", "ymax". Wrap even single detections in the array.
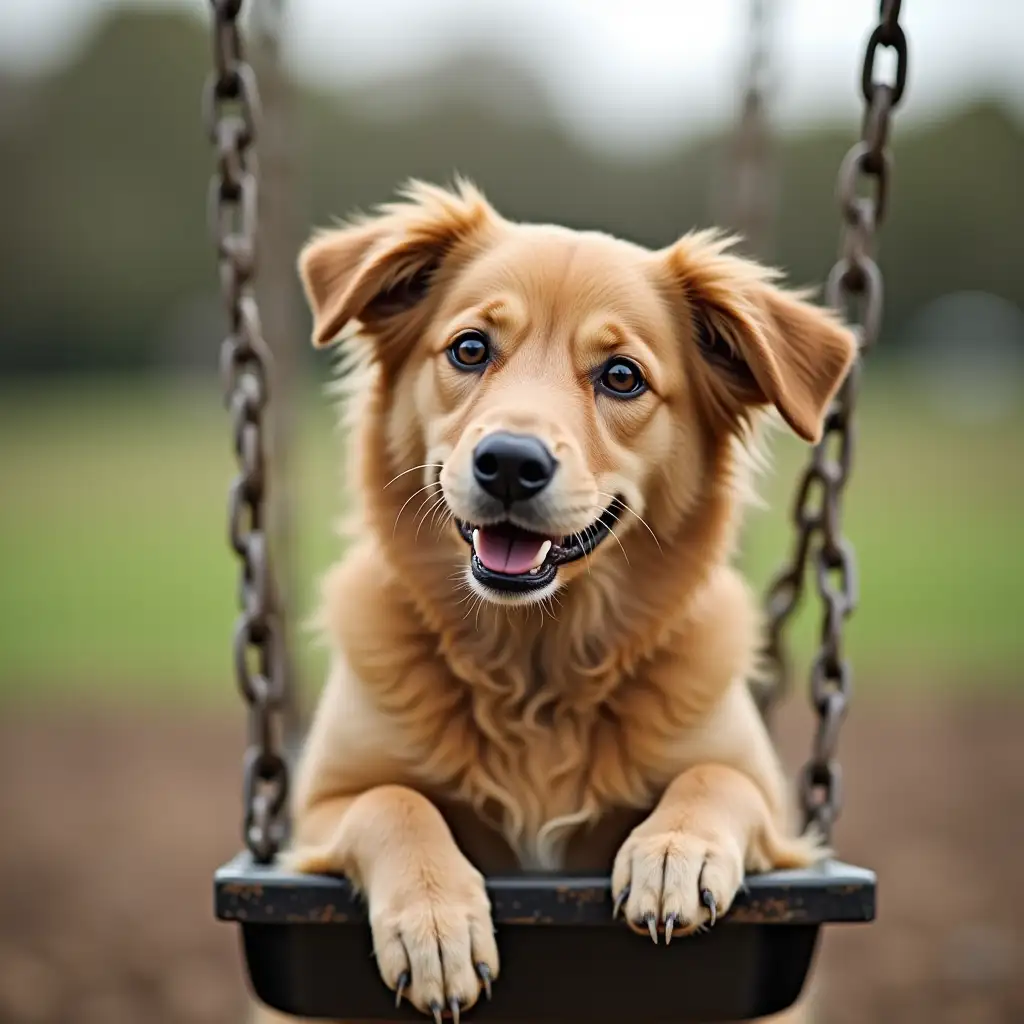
[{"xmin": 0, "ymin": 693, "xmax": 1022, "ymax": 1024}]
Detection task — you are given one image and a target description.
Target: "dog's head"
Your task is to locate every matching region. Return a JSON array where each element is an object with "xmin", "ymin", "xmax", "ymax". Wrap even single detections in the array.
[{"xmin": 301, "ymin": 181, "xmax": 856, "ymax": 608}]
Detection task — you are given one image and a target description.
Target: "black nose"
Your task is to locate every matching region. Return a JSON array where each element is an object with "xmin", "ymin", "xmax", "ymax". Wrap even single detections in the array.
[{"xmin": 472, "ymin": 431, "xmax": 557, "ymax": 505}]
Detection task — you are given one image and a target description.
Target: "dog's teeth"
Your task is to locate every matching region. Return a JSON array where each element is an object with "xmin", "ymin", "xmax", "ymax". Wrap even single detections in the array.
[
  {"xmin": 530, "ymin": 540, "xmax": 552, "ymax": 570},
  {"xmin": 472, "ymin": 528, "xmax": 480, "ymax": 553}
]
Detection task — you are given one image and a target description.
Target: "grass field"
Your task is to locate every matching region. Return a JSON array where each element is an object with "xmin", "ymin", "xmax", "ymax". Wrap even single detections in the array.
[{"xmin": 0, "ymin": 373, "xmax": 1020, "ymax": 704}]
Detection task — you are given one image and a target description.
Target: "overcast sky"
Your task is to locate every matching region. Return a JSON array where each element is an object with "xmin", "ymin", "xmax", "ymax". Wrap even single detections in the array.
[{"xmin": 1, "ymin": 0, "xmax": 1021, "ymax": 151}]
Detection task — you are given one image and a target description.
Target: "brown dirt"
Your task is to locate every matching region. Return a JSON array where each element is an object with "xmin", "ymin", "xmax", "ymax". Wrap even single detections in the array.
[{"xmin": 0, "ymin": 694, "xmax": 1022, "ymax": 1024}]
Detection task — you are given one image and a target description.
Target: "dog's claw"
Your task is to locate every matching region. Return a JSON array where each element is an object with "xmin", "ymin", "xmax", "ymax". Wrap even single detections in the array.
[
  {"xmin": 476, "ymin": 962, "xmax": 493, "ymax": 1001},
  {"xmin": 664, "ymin": 913, "xmax": 678, "ymax": 945},
  {"xmin": 644, "ymin": 912, "xmax": 658, "ymax": 944},
  {"xmin": 394, "ymin": 971, "xmax": 409, "ymax": 1008},
  {"xmin": 612, "ymin": 885, "xmax": 630, "ymax": 920},
  {"xmin": 701, "ymin": 888, "xmax": 717, "ymax": 928},
  {"xmin": 450, "ymin": 997, "xmax": 461, "ymax": 1024},
  {"xmin": 429, "ymin": 1000, "xmax": 443, "ymax": 1024}
]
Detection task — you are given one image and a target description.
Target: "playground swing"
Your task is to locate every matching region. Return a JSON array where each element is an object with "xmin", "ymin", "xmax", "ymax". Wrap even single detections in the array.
[{"xmin": 207, "ymin": 1, "xmax": 909, "ymax": 1020}]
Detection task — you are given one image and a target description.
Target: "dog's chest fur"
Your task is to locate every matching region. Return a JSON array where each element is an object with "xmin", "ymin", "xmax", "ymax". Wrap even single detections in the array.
[
  {"xmin": 325, "ymin": 542, "xmax": 755, "ymax": 873},
  {"xmin": 415, "ymin": 676, "xmax": 657, "ymax": 871},
  {"xmin": 397, "ymin": 626, "xmax": 734, "ymax": 873}
]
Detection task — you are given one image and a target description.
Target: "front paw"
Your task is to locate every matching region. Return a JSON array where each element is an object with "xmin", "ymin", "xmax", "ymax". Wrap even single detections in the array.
[
  {"xmin": 369, "ymin": 861, "xmax": 499, "ymax": 1021},
  {"xmin": 611, "ymin": 828, "xmax": 744, "ymax": 943}
]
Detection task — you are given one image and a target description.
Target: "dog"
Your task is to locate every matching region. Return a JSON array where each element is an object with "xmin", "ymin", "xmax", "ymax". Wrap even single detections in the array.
[{"xmin": 257, "ymin": 179, "xmax": 856, "ymax": 1024}]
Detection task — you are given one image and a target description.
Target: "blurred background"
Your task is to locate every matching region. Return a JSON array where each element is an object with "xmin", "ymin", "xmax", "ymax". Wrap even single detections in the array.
[{"xmin": 0, "ymin": 1, "xmax": 1021, "ymax": 1022}]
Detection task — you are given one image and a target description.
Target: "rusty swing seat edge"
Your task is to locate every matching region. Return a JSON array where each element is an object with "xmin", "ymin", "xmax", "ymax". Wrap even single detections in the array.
[{"xmin": 214, "ymin": 853, "xmax": 876, "ymax": 928}]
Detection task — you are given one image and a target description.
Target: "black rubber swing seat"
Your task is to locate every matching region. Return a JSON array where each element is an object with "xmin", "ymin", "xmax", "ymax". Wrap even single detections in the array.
[{"xmin": 215, "ymin": 853, "xmax": 875, "ymax": 1022}]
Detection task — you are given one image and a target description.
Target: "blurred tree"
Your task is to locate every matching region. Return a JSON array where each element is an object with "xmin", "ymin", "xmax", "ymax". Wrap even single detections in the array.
[
  {"xmin": 0, "ymin": 10, "xmax": 211, "ymax": 373},
  {"xmin": 0, "ymin": 7, "xmax": 1021, "ymax": 376}
]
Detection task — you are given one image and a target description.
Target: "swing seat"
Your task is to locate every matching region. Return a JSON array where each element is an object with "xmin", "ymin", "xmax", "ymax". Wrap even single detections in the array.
[{"xmin": 215, "ymin": 853, "xmax": 874, "ymax": 1022}]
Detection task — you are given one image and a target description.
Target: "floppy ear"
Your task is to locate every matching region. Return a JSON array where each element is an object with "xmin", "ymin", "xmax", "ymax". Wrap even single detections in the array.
[
  {"xmin": 298, "ymin": 179, "xmax": 496, "ymax": 353},
  {"xmin": 661, "ymin": 231, "xmax": 857, "ymax": 443}
]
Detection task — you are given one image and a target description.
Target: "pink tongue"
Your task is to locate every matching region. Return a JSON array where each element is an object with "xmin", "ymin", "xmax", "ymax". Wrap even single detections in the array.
[{"xmin": 475, "ymin": 528, "xmax": 547, "ymax": 575}]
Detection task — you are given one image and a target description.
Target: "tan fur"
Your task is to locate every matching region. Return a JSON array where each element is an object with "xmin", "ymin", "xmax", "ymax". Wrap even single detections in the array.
[{"xmin": 254, "ymin": 180, "xmax": 854, "ymax": 1023}]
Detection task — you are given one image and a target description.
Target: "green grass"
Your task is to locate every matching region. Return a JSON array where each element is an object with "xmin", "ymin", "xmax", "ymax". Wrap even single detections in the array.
[{"xmin": 0, "ymin": 374, "xmax": 1020, "ymax": 705}]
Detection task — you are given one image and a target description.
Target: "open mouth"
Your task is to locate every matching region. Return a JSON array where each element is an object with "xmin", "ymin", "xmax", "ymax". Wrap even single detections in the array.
[{"xmin": 455, "ymin": 499, "xmax": 622, "ymax": 595}]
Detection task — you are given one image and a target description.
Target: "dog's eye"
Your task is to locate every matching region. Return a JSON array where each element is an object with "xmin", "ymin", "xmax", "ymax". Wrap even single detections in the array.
[
  {"xmin": 598, "ymin": 357, "xmax": 646, "ymax": 398},
  {"xmin": 448, "ymin": 330, "xmax": 491, "ymax": 370}
]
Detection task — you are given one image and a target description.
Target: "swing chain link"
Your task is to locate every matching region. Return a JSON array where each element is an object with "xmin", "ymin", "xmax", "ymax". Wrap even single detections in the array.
[
  {"xmin": 205, "ymin": 0, "xmax": 289, "ymax": 863},
  {"xmin": 762, "ymin": 0, "xmax": 908, "ymax": 840},
  {"xmin": 729, "ymin": 0, "xmax": 777, "ymax": 260}
]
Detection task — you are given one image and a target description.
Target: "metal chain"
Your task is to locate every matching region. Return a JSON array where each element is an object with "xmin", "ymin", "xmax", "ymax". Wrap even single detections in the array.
[
  {"xmin": 726, "ymin": 0, "xmax": 778, "ymax": 261},
  {"xmin": 204, "ymin": 0, "xmax": 289, "ymax": 863},
  {"xmin": 731, "ymin": 0, "xmax": 778, "ymax": 716},
  {"xmin": 761, "ymin": 0, "xmax": 908, "ymax": 839}
]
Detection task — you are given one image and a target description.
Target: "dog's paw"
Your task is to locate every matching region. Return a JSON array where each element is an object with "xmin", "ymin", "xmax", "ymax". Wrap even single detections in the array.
[
  {"xmin": 611, "ymin": 828, "xmax": 744, "ymax": 942},
  {"xmin": 369, "ymin": 862, "xmax": 499, "ymax": 1020}
]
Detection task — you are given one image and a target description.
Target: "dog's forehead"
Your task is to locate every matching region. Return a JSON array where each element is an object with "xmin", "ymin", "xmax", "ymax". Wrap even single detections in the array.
[{"xmin": 449, "ymin": 224, "xmax": 674, "ymax": 339}]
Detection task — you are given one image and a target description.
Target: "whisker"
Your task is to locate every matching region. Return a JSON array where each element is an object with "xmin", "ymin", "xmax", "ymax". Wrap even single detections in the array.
[
  {"xmin": 426, "ymin": 500, "xmax": 446, "ymax": 532},
  {"xmin": 573, "ymin": 530, "xmax": 594, "ymax": 577},
  {"xmin": 603, "ymin": 521, "xmax": 631, "ymax": 567},
  {"xmin": 432, "ymin": 504, "xmax": 455, "ymax": 534},
  {"xmin": 585, "ymin": 504, "xmax": 631, "ymax": 567},
  {"xmin": 541, "ymin": 591, "xmax": 562, "ymax": 624},
  {"xmin": 415, "ymin": 494, "xmax": 449, "ymax": 541},
  {"xmin": 407, "ymin": 489, "xmax": 444, "ymax": 535},
  {"xmin": 459, "ymin": 588, "xmax": 488, "ymax": 621},
  {"xmin": 383, "ymin": 463, "xmax": 444, "ymax": 491},
  {"xmin": 596, "ymin": 491, "xmax": 662, "ymax": 553},
  {"xmin": 393, "ymin": 481, "xmax": 440, "ymax": 538}
]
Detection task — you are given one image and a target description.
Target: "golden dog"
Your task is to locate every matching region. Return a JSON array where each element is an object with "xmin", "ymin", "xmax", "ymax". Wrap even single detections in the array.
[{"xmin": 257, "ymin": 180, "xmax": 855, "ymax": 1024}]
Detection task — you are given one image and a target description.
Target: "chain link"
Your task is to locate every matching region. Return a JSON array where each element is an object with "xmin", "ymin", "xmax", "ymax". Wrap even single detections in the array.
[
  {"xmin": 761, "ymin": 0, "xmax": 908, "ymax": 839},
  {"xmin": 725, "ymin": 0, "xmax": 778, "ymax": 261},
  {"xmin": 205, "ymin": 0, "xmax": 289, "ymax": 863},
  {"xmin": 732, "ymin": 0, "xmax": 779, "ymax": 715}
]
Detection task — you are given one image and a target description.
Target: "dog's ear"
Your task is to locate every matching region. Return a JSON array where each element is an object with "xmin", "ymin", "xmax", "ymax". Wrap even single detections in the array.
[
  {"xmin": 659, "ymin": 231, "xmax": 857, "ymax": 443},
  {"xmin": 298, "ymin": 179, "xmax": 496, "ymax": 354}
]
